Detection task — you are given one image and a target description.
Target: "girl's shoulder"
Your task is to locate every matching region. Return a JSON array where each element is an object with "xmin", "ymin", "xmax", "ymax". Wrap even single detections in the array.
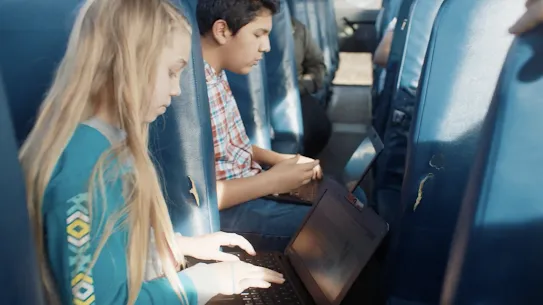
[{"xmin": 42, "ymin": 124, "xmax": 116, "ymax": 214}]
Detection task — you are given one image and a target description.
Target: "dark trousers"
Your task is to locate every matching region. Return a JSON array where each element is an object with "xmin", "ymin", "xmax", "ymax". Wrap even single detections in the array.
[{"xmin": 300, "ymin": 94, "xmax": 332, "ymax": 158}]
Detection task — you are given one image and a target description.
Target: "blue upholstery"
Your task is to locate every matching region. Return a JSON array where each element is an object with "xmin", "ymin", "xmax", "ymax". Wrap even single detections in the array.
[
  {"xmin": 289, "ymin": 0, "xmax": 332, "ymax": 106},
  {"xmin": 374, "ymin": 0, "xmax": 443, "ymax": 228},
  {"xmin": 442, "ymin": 26, "xmax": 543, "ymax": 305},
  {"xmin": 304, "ymin": 0, "xmax": 324, "ymax": 55},
  {"xmin": 325, "ymin": 0, "xmax": 340, "ymax": 72},
  {"xmin": 226, "ymin": 60, "xmax": 273, "ymax": 150},
  {"xmin": 266, "ymin": 0, "xmax": 304, "ymax": 154},
  {"xmin": 287, "ymin": 0, "xmax": 309, "ymax": 27},
  {"xmin": 0, "ymin": 71, "xmax": 45, "ymax": 304},
  {"xmin": 150, "ymin": 0, "xmax": 220, "ymax": 236},
  {"xmin": 380, "ymin": 0, "xmax": 403, "ymax": 40},
  {"xmin": 372, "ymin": 0, "xmax": 405, "ymax": 111},
  {"xmin": 385, "ymin": 0, "xmax": 525, "ymax": 304},
  {"xmin": 0, "ymin": 0, "xmax": 219, "ymax": 237},
  {"xmin": 372, "ymin": 0, "xmax": 414, "ymax": 136},
  {"xmin": 311, "ymin": 0, "xmax": 333, "ymax": 80}
]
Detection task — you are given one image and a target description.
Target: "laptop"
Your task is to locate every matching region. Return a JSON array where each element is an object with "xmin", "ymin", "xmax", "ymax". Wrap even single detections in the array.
[
  {"xmin": 270, "ymin": 127, "xmax": 384, "ymax": 205},
  {"xmin": 207, "ymin": 187, "xmax": 389, "ymax": 305}
]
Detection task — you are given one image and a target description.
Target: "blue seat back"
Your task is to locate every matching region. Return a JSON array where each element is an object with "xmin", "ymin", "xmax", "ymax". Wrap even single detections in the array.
[
  {"xmin": 289, "ymin": 0, "xmax": 332, "ymax": 106},
  {"xmin": 0, "ymin": 0, "xmax": 219, "ymax": 237},
  {"xmin": 374, "ymin": 0, "xmax": 443, "ymax": 226},
  {"xmin": 151, "ymin": 0, "xmax": 219, "ymax": 235},
  {"xmin": 0, "ymin": 71, "xmax": 45, "ymax": 305},
  {"xmin": 442, "ymin": 26, "xmax": 543, "ymax": 305},
  {"xmin": 287, "ymin": 0, "xmax": 309, "ymax": 27},
  {"xmin": 385, "ymin": 0, "xmax": 524, "ymax": 304},
  {"xmin": 325, "ymin": 0, "xmax": 340, "ymax": 72},
  {"xmin": 304, "ymin": 0, "xmax": 324, "ymax": 55},
  {"xmin": 266, "ymin": 0, "xmax": 304, "ymax": 154},
  {"xmin": 226, "ymin": 60, "xmax": 272, "ymax": 149},
  {"xmin": 372, "ymin": 0, "xmax": 415, "ymax": 137},
  {"xmin": 379, "ymin": 0, "xmax": 403, "ymax": 41},
  {"xmin": 316, "ymin": 0, "xmax": 334, "ymax": 77}
]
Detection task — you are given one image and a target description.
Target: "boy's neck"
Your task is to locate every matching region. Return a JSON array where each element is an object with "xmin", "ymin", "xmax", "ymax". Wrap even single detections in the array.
[{"xmin": 200, "ymin": 35, "xmax": 224, "ymax": 75}]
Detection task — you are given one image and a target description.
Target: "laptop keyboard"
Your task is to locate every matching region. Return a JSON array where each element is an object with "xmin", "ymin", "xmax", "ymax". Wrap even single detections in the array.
[{"xmin": 240, "ymin": 253, "xmax": 302, "ymax": 305}]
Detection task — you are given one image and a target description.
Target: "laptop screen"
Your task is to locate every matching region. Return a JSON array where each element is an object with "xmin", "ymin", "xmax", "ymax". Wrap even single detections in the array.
[
  {"xmin": 341, "ymin": 128, "xmax": 383, "ymax": 193},
  {"xmin": 286, "ymin": 190, "xmax": 388, "ymax": 305}
]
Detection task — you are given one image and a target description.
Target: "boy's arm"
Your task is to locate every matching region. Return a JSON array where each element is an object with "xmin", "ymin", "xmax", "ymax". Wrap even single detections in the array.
[
  {"xmin": 216, "ymin": 172, "xmax": 277, "ymax": 210},
  {"xmin": 252, "ymin": 145, "xmax": 293, "ymax": 166},
  {"xmin": 216, "ymin": 154, "xmax": 321, "ymax": 210}
]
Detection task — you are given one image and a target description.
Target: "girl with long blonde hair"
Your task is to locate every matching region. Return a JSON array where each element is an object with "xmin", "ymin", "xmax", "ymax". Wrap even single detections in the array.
[{"xmin": 19, "ymin": 0, "xmax": 284, "ymax": 304}]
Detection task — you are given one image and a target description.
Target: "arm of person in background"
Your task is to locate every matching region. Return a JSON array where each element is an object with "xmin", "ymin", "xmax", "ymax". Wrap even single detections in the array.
[
  {"xmin": 299, "ymin": 22, "xmax": 327, "ymax": 96},
  {"xmin": 373, "ymin": 18, "xmax": 397, "ymax": 68},
  {"xmin": 509, "ymin": 0, "xmax": 543, "ymax": 34}
]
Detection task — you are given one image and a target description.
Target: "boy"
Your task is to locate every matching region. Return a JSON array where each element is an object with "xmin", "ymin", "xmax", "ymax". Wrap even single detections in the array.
[{"xmin": 196, "ymin": 0, "xmax": 322, "ymax": 250}]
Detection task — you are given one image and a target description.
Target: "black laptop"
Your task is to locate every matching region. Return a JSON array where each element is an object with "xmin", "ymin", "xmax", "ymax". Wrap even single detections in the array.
[
  {"xmin": 270, "ymin": 127, "xmax": 384, "ymax": 205},
  {"xmin": 208, "ymin": 186, "xmax": 389, "ymax": 305}
]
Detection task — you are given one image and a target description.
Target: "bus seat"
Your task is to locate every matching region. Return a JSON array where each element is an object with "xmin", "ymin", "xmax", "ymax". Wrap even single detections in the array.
[
  {"xmin": 287, "ymin": 0, "xmax": 331, "ymax": 106},
  {"xmin": 319, "ymin": 0, "xmax": 339, "ymax": 78},
  {"xmin": 385, "ymin": 0, "xmax": 524, "ymax": 304},
  {"xmin": 286, "ymin": 0, "xmax": 309, "ymax": 28},
  {"xmin": 150, "ymin": 0, "xmax": 220, "ymax": 236},
  {"xmin": 0, "ymin": 71, "xmax": 45, "ymax": 305},
  {"xmin": 374, "ymin": 0, "xmax": 443, "ymax": 229},
  {"xmin": 0, "ymin": 0, "xmax": 219, "ymax": 236},
  {"xmin": 226, "ymin": 60, "xmax": 273, "ymax": 150},
  {"xmin": 442, "ymin": 25, "xmax": 543, "ymax": 305},
  {"xmin": 266, "ymin": 0, "xmax": 304, "ymax": 154},
  {"xmin": 372, "ymin": 0, "xmax": 415, "ymax": 137},
  {"xmin": 309, "ymin": 0, "xmax": 333, "ymax": 80},
  {"xmin": 380, "ymin": 0, "xmax": 403, "ymax": 41},
  {"xmin": 304, "ymin": 0, "xmax": 324, "ymax": 57},
  {"xmin": 372, "ymin": 0, "xmax": 405, "ymax": 112},
  {"xmin": 326, "ymin": 0, "xmax": 340, "ymax": 73}
]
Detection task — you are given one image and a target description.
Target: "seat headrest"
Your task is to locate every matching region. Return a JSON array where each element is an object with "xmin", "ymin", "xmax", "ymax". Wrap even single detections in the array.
[
  {"xmin": 0, "ymin": 71, "xmax": 45, "ymax": 304},
  {"xmin": 0, "ymin": 0, "xmax": 220, "ymax": 236},
  {"xmin": 265, "ymin": 0, "xmax": 304, "ymax": 154},
  {"xmin": 443, "ymin": 26, "xmax": 543, "ymax": 305},
  {"xmin": 226, "ymin": 61, "xmax": 272, "ymax": 149},
  {"xmin": 399, "ymin": 0, "xmax": 443, "ymax": 92}
]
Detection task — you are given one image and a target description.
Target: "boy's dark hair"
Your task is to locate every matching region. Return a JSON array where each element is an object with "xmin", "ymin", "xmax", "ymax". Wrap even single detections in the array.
[{"xmin": 196, "ymin": 0, "xmax": 280, "ymax": 36}]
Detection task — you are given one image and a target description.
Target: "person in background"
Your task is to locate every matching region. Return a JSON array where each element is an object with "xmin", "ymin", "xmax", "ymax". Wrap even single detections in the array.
[
  {"xmin": 197, "ymin": 0, "xmax": 323, "ymax": 251},
  {"xmin": 510, "ymin": 0, "xmax": 543, "ymax": 35},
  {"xmin": 292, "ymin": 17, "xmax": 332, "ymax": 159},
  {"xmin": 19, "ymin": 0, "xmax": 283, "ymax": 304}
]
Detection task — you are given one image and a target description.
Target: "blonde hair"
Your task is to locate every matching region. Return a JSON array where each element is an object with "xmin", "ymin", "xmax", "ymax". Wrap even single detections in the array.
[{"xmin": 19, "ymin": 0, "xmax": 192, "ymax": 304}]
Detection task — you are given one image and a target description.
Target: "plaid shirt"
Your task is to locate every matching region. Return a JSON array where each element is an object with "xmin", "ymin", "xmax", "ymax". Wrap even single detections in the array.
[{"xmin": 205, "ymin": 61, "xmax": 262, "ymax": 180}]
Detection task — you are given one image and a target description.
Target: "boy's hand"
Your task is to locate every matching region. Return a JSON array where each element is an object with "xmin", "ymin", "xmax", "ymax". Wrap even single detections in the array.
[
  {"xmin": 296, "ymin": 155, "xmax": 323, "ymax": 180},
  {"xmin": 266, "ymin": 155, "xmax": 320, "ymax": 194}
]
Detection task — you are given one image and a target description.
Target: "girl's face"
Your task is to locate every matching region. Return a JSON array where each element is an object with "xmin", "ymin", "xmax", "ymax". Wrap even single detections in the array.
[{"xmin": 145, "ymin": 32, "xmax": 191, "ymax": 123}]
